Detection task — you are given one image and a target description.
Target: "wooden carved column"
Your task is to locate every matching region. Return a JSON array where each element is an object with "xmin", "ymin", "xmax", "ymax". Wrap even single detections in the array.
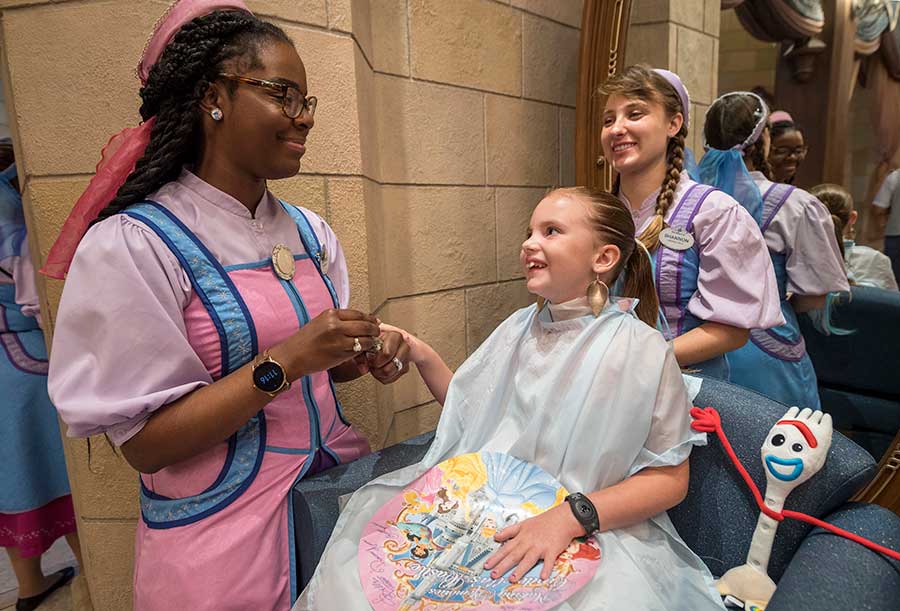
[
  {"xmin": 774, "ymin": 0, "xmax": 855, "ymax": 187},
  {"xmin": 575, "ymin": 0, "xmax": 633, "ymax": 191}
]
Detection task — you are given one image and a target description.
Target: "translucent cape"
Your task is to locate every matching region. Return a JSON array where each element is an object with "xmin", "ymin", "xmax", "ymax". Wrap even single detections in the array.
[
  {"xmin": 805, "ymin": 292, "xmax": 855, "ymax": 336},
  {"xmin": 295, "ymin": 300, "xmax": 722, "ymax": 610},
  {"xmin": 0, "ymin": 164, "xmax": 25, "ymax": 263},
  {"xmin": 697, "ymin": 148, "xmax": 764, "ymax": 226}
]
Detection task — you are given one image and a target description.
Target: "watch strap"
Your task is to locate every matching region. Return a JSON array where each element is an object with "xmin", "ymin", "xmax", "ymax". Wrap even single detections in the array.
[{"xmin": 565, "ymin": 492, "xmax": 600, "ymax": 536}]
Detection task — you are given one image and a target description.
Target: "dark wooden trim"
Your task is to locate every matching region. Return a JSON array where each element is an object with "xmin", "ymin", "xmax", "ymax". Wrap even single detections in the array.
[
  {"xmin": 851, "ymin": 427, "xmax": 900, "ymax": 514},
  {"xmin": 575, "ymin": 0, "xmax": 633, "ymax": 191}
]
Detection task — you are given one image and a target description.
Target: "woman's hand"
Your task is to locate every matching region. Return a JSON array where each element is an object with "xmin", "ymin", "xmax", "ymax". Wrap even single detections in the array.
[
  {"xmin": 483, "ymin": 504, "xmax": 584, "ymax": 582},
  {"xmin": 366, "ymin": 329, "xmax": 411, "ymax": 384},
  {"xmin": 272, "ymin": 309, "xmax": 381, "ymax": 381}
]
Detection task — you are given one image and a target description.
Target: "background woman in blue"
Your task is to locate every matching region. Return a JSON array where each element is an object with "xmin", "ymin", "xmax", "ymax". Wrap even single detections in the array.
[
  {"xmin": 700, "ymin": 92, "xmax": 849, "ymax": 408},
  {"xmin": 0, "ymin": 144, "xmax": 81, "ymax": 611}
]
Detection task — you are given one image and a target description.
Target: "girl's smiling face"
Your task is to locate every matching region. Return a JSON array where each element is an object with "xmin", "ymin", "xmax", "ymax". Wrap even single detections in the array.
[
  {"xmin": 600, "ymin": 94, "xmax": 682, "ymax": 178},
  {"xmin": 521, "ymin": 192, "xmax": 619, "ymax": 304}
]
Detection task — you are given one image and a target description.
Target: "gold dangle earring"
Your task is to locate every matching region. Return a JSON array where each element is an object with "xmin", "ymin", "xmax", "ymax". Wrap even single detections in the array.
[{"xmin": 587, "ymin": 274, "xmax": 609, "ymax": 317}]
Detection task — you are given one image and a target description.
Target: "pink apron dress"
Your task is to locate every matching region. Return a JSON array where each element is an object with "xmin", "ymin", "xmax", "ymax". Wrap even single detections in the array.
[{"xmin": 124, "ymin": 201, "xmax": 369, "ymax": 610}]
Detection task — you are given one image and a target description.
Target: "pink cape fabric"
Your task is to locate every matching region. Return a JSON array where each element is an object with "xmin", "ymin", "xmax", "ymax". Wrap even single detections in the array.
[
  {"xmin": 39, "ymin": 0, "xmax": 251, "ymax": 279},
  {"xmin": 40, "ymin": 119, "xmax": 155, "ymax": 279}
]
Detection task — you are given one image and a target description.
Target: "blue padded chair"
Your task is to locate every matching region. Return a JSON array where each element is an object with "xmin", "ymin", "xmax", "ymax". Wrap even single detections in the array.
[
  {"xmin": 798, "ymin": 285, "xmax": 900, "ymax": 459},
  {"xmin": 292, "ymin": 378, "xmax": 898, "ymax": 609}
]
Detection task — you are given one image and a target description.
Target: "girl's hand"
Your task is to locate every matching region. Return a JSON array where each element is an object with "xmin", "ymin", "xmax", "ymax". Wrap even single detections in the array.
[
  {"xmin": 378, "ymin": 323, "xmax": 428, "ymax": 365},
  {"xmin": 366, "ymin": 329, "xmax": 411, "ymax": 384},
  {"xmin": 483, "ymin": 504, "xmax": 585, "ymax": 582}
]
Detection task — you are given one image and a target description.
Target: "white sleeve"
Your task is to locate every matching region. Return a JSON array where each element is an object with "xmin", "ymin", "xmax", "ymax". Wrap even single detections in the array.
[{"xmin": 873, "ymin": 171, "xmax": 899, "ymax": 209}]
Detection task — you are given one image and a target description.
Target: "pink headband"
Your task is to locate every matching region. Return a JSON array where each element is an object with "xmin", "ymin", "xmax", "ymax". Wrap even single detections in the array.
[
  {"xmin": 41, "ymin": 0, "xmax": 252, "ymax": 279},
  {"xmin": 652, "ymin": 68, "xmax": 691, "ymax": 129},
  {"xmin": 769, "ymin": 110, "xmax": 794, "ymax": 124},
  {"xmin": 139, "ymin": 0, "xmax": 252, "ymax": 85}
]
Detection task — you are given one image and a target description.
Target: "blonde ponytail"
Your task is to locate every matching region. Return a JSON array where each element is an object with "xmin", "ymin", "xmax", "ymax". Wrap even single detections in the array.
[{"xmin": 623, "ymin": 240, "xmax": 660, "ymax": 327}]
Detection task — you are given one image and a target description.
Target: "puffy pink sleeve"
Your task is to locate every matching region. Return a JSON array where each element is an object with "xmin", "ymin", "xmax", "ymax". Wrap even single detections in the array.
[
  {"xmin": 11, "ymin": 245, "xmax": 42, "ymax": 324},
  {"xmin": 48, "ymin": 215, "xmax": 209, "ymax": 446},
  {"xmin": 687, "ymin": 193, "xmax": 785, "ymax": 329},
  {"xmin": 303, "ymin": 208, "xmax": 350, "ymax": 309},
  {"xmin": 777, "ymin": 193, "xmax": 849, "ymax": 296}
]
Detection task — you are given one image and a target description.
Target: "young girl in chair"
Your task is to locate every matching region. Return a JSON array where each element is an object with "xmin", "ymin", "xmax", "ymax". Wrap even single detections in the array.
[{"xmin": 296, "ymin": 188, "xmax": 725, "ymax": 610}]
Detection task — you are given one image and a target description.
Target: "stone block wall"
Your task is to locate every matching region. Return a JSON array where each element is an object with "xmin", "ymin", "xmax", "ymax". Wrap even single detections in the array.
[
  {"xmin": 717, "ymin": 9, "xmax": 778, "ymax": 97},
  {"xmin": 0, "ymin": 1, "xmax": 581, "ymax": 607},
  {"xmin": 627, "ymin": 0, "xmax": 721, "ymax": 155}
]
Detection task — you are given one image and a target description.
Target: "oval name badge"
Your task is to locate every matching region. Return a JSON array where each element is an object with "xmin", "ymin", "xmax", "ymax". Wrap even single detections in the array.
[{"xmin": 658, "ymin": 227, "xmax": 695, "ymax": 251}]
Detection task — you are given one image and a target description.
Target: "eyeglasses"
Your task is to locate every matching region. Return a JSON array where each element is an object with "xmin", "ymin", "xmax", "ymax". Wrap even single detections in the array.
[
  {"xmin": 217, "ymin": 73, "xmax": 317, "ymax": 119},
  {"xmin": 770, "ymin": 145, "xmax": 807, "ymax": 159}
]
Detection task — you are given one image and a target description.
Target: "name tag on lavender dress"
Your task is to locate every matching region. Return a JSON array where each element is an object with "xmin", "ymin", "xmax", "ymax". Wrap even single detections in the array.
[{"xmin": 658, "ymin": 227, "xmax": 695, "ymax": 251}]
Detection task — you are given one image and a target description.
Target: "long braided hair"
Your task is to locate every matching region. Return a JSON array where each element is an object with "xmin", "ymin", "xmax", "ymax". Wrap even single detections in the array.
[
  {"xmin": 554, "ymin": 187, "xmax": 660, "ymax": 327},
  {"xmin": 704, "ymin": 93, "xmax": 773, "ymax": 179},
  {"xmin": 599, "ymin": 65, "xmax": 688, "ymax": 252},
  {"xmin": 94, "ymin": 11, "xmax": 291, "ymax": 222}
]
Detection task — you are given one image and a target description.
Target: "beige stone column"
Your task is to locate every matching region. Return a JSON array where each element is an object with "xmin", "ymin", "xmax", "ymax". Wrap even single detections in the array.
[
  {"xmin": 626, "ymin": 0, "xmax": 721, "ymax": 153},
  {"xmin": 0, "ymin": 1, "xmax": 582, "ymax": 607}
]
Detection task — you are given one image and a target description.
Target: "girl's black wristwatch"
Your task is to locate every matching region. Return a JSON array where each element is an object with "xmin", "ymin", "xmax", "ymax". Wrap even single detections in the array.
[{"xmin": 565, "ymin": 492, "xmax": 600, "ymax": 536}]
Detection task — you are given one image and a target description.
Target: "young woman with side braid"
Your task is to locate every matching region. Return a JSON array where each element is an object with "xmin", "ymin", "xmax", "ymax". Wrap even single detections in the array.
[
  {"xmin": 698, "ymin": 92, "xmax": 849, "ymax": 409},
  {"xmin": 43, "ymin": 1, "xmax": 410, "ymax": 608},
  {"xmin": 598, "ymin": 66, "xmax": 783, "ymax": 380}
]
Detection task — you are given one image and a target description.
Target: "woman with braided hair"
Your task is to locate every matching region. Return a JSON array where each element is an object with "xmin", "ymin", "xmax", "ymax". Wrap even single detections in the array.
[
  {"xmin": 43, "ymin": 1, "xmax": 410, "ymax": 608},
  {"xmin": 700, "ymin": 92, "xmax": 849, "ymax": 409},
  {"xmin": 599, "ymin": 66, "xmax": 783, "ymax": 380}
]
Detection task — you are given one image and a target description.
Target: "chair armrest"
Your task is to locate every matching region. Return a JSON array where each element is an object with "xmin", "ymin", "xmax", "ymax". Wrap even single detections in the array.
[
  {"xmin": 292, "ymin": 431, "xmax": 435, "ymax": 590},
  {"xmin": 766, "ymin": 502, "xmax": 900, "ymax": 611}
]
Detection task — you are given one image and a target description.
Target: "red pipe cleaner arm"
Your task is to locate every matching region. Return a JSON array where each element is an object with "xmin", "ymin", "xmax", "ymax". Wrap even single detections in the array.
[
  {"xmin": 691, "ymin": 406, "xmax": 900, "ymax": 562},
  {"xmin": 783, "ymin": 510, "xmax": 900, "ymax": 562},
  {"xmin": 690, "ymin": 407, "xmax": 783, "ymax": 521}
]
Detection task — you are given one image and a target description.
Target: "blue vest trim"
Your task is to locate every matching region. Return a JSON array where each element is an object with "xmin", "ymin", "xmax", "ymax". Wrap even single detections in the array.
[
  {"xmin": 266, "ymin": 446, "xmax": 313, "ymax": 455},
  {"xmin": 654, "ymin": 184, "xmax": 716, "ymax": 339},
  {"xmin": 224, "ymin": 253, "xmax": 310, "ymax": 272},
  {"xmin": 124, "ymin": 202, "xmax": 265, "ymax": 529},
  {"xmin": 278, "ymin": 202, "xmax": 351, "ymax": 429},
  {"xmin": 278, "ymin": 202, "xmax": 340, "ymax": 308},
  {"xmin": 761, "ymin": 183, "xmax": 795, "ymax": 233},
  {"xmin": 125, "ymin": 202, "xmax": 258, "ymax": 374}
]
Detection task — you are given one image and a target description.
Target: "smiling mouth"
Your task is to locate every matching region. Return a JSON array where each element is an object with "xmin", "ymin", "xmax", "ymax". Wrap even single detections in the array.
[
  {"xmin": 613, "ymin": 143, "xmax": 636, "ymax": 153},
  {"xmin": 765, "ymin": 455, "xmax": 804, "ymax": 481}
]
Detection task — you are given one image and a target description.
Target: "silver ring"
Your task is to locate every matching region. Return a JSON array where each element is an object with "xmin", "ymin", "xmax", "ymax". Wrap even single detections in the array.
[
  {"xmin": 371, "ymin": 337, "xmax": 384, "ymax": 353},
  {"xmin": 352, "ymin": 337, "xmax": 362, "ymax": 353},
  {"xmin": 392, "ymin": 357, "xmax": 403, "ymax": 371}
]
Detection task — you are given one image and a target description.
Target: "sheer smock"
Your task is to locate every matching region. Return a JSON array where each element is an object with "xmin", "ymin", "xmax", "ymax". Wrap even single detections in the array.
[
  {"xmin": 296, "ymin": 296, "xmax": 724, "ymax": 610},
  {"xmin": 845, "ymin": 241, "xmax": 898, "ymax": 290},
  {"xmin": 749, "ymin": 172, "xmax": 849, "ymax": 297},
  {"xmin": 49, "ymin": 169, "xmax": 349, "ymax": 446}
]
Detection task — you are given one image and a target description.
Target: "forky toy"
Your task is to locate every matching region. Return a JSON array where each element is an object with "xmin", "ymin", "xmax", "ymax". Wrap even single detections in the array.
[{"xmin": 691, "ymin": 405, "xmax": 900, "ymax": 611}]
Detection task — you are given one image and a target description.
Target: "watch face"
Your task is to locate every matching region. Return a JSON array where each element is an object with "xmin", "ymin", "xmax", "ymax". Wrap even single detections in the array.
[
  {"xmin": 575, "ymin": 499, "xmax": 594, "ymax": 518},
  {"xmin": 254, "ymin": 360, "xmax": 285, "ymax": 392}
]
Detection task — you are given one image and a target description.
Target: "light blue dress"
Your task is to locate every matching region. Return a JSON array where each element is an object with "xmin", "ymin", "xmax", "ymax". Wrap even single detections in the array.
[{"xmin": 296, "ymin": 298, "xmax": 724, "ymax": 610}]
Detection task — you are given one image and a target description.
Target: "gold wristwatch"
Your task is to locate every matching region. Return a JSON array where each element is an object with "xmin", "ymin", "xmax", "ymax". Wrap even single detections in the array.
[{"xmin": 251, "ymin": 350, "xmax": 291, "ymax": 397}]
